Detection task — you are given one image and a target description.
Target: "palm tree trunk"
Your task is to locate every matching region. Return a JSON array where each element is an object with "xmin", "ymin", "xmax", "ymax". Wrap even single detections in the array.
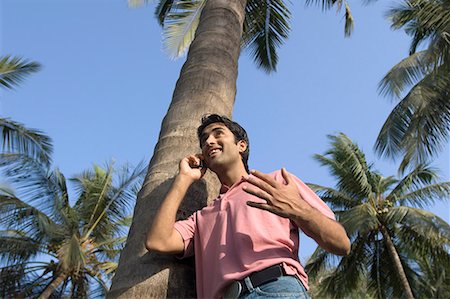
[
  {"xmin": 37, "ymin": 271, "xmax": 68, "ymax": 299},
  {"xmin": 108, "ymin": 0, "xmax": 247, "ymax": 298},
  {"xmin": 381, "ymin": 226, "xmax": 415, "ymax": 299}
]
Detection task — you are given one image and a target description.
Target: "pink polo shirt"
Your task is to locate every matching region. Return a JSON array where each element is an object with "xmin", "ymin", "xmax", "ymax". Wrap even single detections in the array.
[{"xmin": 174, "ymin": 170, "xmax": 335, "ymax": 299}]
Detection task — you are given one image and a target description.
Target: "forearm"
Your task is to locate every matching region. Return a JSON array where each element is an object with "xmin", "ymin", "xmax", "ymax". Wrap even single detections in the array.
[
  {"xmin": 293, "ymin": 204, "xmax": 350, "ymax": 256},
  {"xmin": 146, "ymin": 174, "xmax": 193, "ymax": 252}
]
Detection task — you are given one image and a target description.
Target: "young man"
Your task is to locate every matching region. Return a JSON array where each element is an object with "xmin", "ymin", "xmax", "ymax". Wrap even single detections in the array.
[{"xmin": 146, "ymin": 114, "xmax": 350, "ymax": 299}]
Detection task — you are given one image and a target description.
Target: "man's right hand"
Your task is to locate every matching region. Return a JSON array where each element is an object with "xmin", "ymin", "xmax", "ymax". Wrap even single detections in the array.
[
  {"xmin": 146, "ymin": 154, "xmax": 206, "ymax": 254},
  {"xmin": 178, "ymin": 154, "xmax": 207, "ymax": 182}
]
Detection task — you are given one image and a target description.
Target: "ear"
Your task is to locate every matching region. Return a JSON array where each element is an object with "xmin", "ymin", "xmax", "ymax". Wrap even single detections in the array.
[{"xmin": 237, "ymin": 140, "xmax": 247, "ymax": 153}]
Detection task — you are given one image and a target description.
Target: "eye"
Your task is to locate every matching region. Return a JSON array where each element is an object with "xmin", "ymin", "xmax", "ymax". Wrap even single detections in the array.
[{"xmin": 214, "ymin": 129, "xmax": 224, "ymax": 137}]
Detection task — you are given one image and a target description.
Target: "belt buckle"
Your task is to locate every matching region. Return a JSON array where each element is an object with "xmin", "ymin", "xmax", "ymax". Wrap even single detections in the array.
[{"xmin": 223, "ymin": 280, "xmax": 243, "ymax": 299}]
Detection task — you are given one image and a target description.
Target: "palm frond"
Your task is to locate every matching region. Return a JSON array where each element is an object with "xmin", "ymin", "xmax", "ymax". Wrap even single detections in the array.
[
  {"xmin": 242, "ymin": 0, "xmax": 291, "ymax": 72},
  {"xmin": 72, "ymin": 163, "xmax": 115, "ymax": 241},
  {"xmin": 155, "ymin": 0, "xmax": 176, "ymax": 26},
  {"xmin": 106, "ymin": 160, "xmax": 146, "ymax": 222},
  {"xmin": 161, "ymin": 0, "xmax": 206, "ymax": 58},
  {"xmin": 386, "ymin": 163, "xmax": 444, "ymax": 205},
  {"xmin": 0, "ymin": 193, "xmax": 61, "ymax": 243},
  {"xmin": 0, "ymin": 55, "xmax": 41, "ymax": 90},
  {"xmin": 0, "ymin": 154, "xmax": 70, "ymax": 227},
  {"xmin": 304, "ymin": 0, "xmax": 355, "ymax": 37},
  {"xmin": 377, "ymin": 0, "xmax": 450, "ymax": 167},
  {"xmin": 366, "ymin": 237, "xmax": 421, "ymax": 298},
  {"xmin": 315, "ymin": 133, "xmax": 376, "ymax": 200},
  {"xmin": 339, "ymin": 203, "xmax": 379, "ymax": 238},
  {"xmin": 0, "ymin": 230, "xmax": 43, "ymax": 264},
  {"xmin": 73, "ymin": 161, "xmax": 145, "ymax": 243},
  {"xmin": 307, "ymin": 183, "xmax": 359, "ymax": 210},
  {"xmin": 313, "ymin": 234, "xmax": 369, "ymax": 298},
  {"xmin": 378, "ymin": 50, "xmax": 434, "ymax": 99},
  {"xmin": 385, "ymin": 207, "xmax": 450, "ymax": 257},
  {"xmin": 375, "ymin": 68, "xmax": 450, "ymax": 168},
  {"xmin": 304, "ymin": 0, "xmax": 339, "ymax": 10},
  {"xmin": 58, "ymin": 235, "xmax": 85, "ymax": 274},
  {"xmin": 0, "ymin": 118, "xmax": 53, "ymax": 166},
  {"xmin": 387, "ymin": 0, "xmax": 450, "ymax": 54},
  {"xmin": 127, "ymin": 0, "xmax": 150, "ymax": 8},
  {"xmin": 305, "ymin": 246, "xmax": 334, "ymax": 279},
  {"xmin": 344, "ymin": 2, "xmax": 354, "ymax": 37}
]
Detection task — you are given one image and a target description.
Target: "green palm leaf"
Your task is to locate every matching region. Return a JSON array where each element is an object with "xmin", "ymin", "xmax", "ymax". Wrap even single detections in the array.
[
  {"xmin": 314, "ymin": 133, "xmax": 375, "ymax": 200},
  {"xmin": 376, "ymin": 68, "xmax": 450, "ymax": 169},
  {"xmin": 307, "ymin": 183, "xmax": 358, "ymax": 209},
  {"xmin": 386, "ymin": 163, "xmax": 444, "ymax": 204},
  {"xmin": 339, "ymin": 203, "xmax": 379, "ymax": 237},
  {"xmin": 393, "ymin": 182, "xmax": 450, "ymax": 208},
  {"xmin": 0, "ymin": 154, "xmax": 70, "ymax": 227},
  {"xmin": 0, "ymin": 193, "xmax": 61, "ymax": 243},
  {"xmin": 242, "ymin": 0, "xmax": 291, "ymax": 72},
  {"xmin": 0, "ymin": 118, "xmax": 53, "ymax": 166},
  {"xmin": 377, "ymin": 0, "xmax": 450, "ymax": 167},
  {"xmin": 155, "ymin": 0, "xmax": 175, "ymax": 26},
  {"xmin": 161, "ymin": 0, "xmax": 206, "ymax": 58},
  {"xmin": 378, "ymin": 50, "xmax": 434, "ymax": 98},
  {"xmin": 314, "ymin": 235, "xmax": 369, "ymax": 298},
  {"xmin": 0, "ymin": 230, "xmax": 43, "ymax": 263},
  {"xmin": 156, "ymin": 0, "xmax": 354, "ymax": 70},
  {"xmin": 305, "ymin": 0, "xmax": 354, "ymax": 36},
  {"xmin": 387, "ymin": 0, "xmax": 450, "ymax": 54},
  {"xmin": 387, "ymin": 206, "xmax": 450, "ymax": 247},
  {"xmin": 0, "ymin": 55, "xmax": 41, "ymax": 90},
  {"xmin": 72, "ymin": 161, "xmax": 145, "ymax": 243}
]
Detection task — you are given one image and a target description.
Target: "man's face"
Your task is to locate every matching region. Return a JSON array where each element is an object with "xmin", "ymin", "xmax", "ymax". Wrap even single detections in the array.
[{"xmin": 199, "ymin": 123, "xmax": 246, "ymax": 172}]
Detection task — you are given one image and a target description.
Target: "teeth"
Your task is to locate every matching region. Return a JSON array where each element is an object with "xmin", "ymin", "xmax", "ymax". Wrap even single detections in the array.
[{"xmin": 209, "ymin": 149, "xmax": 221, "ymax": 156}]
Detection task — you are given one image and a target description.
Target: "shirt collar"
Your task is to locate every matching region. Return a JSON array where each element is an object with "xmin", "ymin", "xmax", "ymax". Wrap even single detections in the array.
[{"xmin": 219, "ymin": 175, "xmax": 247, "ymax": 195}]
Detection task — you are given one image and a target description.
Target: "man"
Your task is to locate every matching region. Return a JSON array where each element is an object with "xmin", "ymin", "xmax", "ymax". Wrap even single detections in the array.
[{"xmin": 146, "ymin": 114, "xmax": 350, "ymax": 298}]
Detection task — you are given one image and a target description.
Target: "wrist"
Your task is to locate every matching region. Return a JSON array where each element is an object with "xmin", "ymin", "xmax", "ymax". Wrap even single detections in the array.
[
  {"xmin": 293, "ymin": 201, "xmax": 315, "ymax": 224},
  {"xmin": 175, "ymin": 173, "xmax": 195, "ymax": 186}
]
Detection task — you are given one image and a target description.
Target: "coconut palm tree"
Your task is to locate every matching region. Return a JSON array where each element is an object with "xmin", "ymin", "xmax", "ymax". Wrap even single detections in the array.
[
  {"xmin": 0, "ymin": 121, "xmax": 146, "ymax": 298},
  {"xmin": 305, "ymin": 133, "xmax": 450, "ymax": 299},
  {"xmin": 109, "ymin": 1, "xmax": 354, "ymax": 297},
  {"xmin": 376, "ymin": 0, "xmax": 450, "ymax": 171}
]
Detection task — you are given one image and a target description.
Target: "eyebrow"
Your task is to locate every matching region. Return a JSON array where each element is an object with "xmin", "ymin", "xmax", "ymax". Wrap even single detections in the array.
[{"xmin": 200, "ymin": 127, "xmax": 225, "ymax": 144}]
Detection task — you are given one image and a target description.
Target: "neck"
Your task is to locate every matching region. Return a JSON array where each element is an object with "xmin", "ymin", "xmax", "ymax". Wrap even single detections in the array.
[{"xmin": 213, "ymin": 163, "xmax": 248, "ymax": 188}]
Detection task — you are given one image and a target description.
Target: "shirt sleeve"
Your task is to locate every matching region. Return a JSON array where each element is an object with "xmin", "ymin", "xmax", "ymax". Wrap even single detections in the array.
[
  {"xmin": 173, "ymin": 213, "xmax": 197, "ymax": 258},
  {"xmin": 274, "ymin": 170, "xmax": 336, "ymax": 220}
]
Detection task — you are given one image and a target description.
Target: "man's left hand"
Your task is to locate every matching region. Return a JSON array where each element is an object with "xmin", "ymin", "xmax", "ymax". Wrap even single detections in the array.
[{"xmin": 243, "ymin": 168, "xmax": 311, "ymax": 220}]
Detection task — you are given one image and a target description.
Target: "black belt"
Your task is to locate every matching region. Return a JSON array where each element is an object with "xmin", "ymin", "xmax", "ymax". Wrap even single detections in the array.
[{"xmin": 223, "ymin": 264, "xmax": 286, "ymax": 299}]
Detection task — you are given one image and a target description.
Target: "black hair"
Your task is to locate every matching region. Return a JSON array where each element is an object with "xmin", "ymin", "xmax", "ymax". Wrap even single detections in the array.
[{"xmin": 197, "ymin": 114, "xmax": 250, "ymax": 173}]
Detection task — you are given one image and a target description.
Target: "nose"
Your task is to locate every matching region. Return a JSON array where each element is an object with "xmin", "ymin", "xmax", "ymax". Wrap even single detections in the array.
[{"xmin": 204, "ymin": 134, "xmax": 216, "ymax": 148}]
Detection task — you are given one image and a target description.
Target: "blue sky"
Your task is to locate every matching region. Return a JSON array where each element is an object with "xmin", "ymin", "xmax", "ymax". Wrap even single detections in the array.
[{"xmin": 2, "ymin": 0, "xmax": 449, "ymax": 262}]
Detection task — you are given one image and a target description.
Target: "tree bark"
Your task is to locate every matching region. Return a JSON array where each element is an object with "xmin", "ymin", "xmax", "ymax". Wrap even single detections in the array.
[
  {"xmin": 108, "ymin": 0, "xmax": 248, "ymax": 298},
  {"xmin": 381, "ymin": 226, "xmax": 415, "ymax": 299},
  {"xmin": 37, "ymin": 271, "xmax": 68, "ymax": 299}
]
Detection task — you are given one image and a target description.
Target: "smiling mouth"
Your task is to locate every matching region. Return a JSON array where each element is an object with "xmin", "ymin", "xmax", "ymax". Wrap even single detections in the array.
[{"xmin": 208, "ymin": 148, "xmax": 222, "ymax": 157}]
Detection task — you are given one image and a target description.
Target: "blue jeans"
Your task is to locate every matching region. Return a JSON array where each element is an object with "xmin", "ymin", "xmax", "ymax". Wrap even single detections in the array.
[{"xmin": 239, "ymin": 276, "xmax": 311, "ymax": 299}]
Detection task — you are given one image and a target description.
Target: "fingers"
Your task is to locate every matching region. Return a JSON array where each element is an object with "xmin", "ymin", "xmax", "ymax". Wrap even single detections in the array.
[
  {"xmin": 249, "ymin": 169, "xmax": 278, "ymax": 188},
  {"xmin": 244, "ymin": 175, "xmax": 273, "ymax": 195},
  {"xmin": 281, "ymin": 167, "xmax": 291, "ymax": 185},
  {"xmin": 242, "ymin": 185, "xmax": 271, "ymax": 203},
  {"xmin": 246, "ymin": 201, "xmax": 285, "ymax": 218},
  {"xmin": 186, "ymin": 154, "xmax": 203, "ymax": 168},
  {"xmin": 246, "ymin": 201, "xmax": 271, "ymax": 211}
]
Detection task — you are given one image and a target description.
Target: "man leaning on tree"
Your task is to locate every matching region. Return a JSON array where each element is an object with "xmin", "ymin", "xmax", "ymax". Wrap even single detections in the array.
[{"xmin": 146, "ymin": 114, "xmax": 350, "ymax": 299}]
